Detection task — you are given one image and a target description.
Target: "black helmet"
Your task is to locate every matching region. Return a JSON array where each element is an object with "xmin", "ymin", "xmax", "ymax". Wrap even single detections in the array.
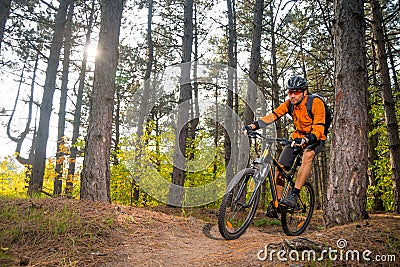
[{"xmin": 286, "ymin": 76, "xmax": 308, "ymax": 90}]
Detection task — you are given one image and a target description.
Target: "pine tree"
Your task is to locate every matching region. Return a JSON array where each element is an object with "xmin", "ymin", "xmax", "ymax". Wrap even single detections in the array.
[
  {"xmin": 80, "ymin": 0, "xmax": 124, "ymax": 202},
  {"xmin": 323, "ymin": 0, "xmax": 369, "ymax": 227}
]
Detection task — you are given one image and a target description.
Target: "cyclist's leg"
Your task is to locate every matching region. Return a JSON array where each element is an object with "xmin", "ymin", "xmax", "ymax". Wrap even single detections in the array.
[
  {"xmin": 276, "ymin": 144, "xmax": 296, "ymax": 199},
  {"xmin": 295, "ymin": 141, "xmax": 325, "ymax": 190},
  {"xmin": 294, "ymin": 149, "xmax": 315, "ymax": 189},
  {"xmin": 275, "ymin": 168, "xmax": 285, "ymax": 199},
  {"xmin": 281, "ymin": 141, "xmax": 325, "ymax": 207}
]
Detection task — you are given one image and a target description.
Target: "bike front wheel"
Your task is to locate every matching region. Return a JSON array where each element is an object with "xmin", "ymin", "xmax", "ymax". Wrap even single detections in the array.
[
  {"xmin": 281, "ymin": 181, "xmax": 315, "ymax": 236},
  {"xmin": 218, "ymin": 168, "xmax": 260, "ymax": 240}
]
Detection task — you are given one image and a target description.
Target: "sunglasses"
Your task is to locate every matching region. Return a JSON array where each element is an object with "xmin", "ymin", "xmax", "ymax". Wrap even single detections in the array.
[{"xmin": 287, "ymin": 90, "xmax": 304, "ymax": 96}]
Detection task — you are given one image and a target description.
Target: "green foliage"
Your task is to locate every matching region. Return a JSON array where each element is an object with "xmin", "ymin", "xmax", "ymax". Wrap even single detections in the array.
[
  {"xmin": 0, "ymin": 152, "xmax": 83, "ymax": 199},
  {"xmin": 0, "ymin": 157, "xmax": 26, "ymax": 197},
  {"xmin": 110, "ymin": 126, "xmax": 171, "ymax": 206},
  {"xmin": 110, "ymin": 121, "xmax": 227, "ymax": 207},
  {"xmin": 367, "ymin": 91, "xmax": 400, "ymax": 212},
  {"xmin": 110, "ymin": 155, "xmax": 135, "ymax": 205},
  {"xmin": 253, "ymin": 218, "xmax": 281, "ymax": 227}
]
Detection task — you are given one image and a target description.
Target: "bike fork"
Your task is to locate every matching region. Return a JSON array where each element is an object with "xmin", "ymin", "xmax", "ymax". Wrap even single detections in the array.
[
  {"xmin": 234, "ymin": 171, "xmax": 261, "ymax": 208},
  {"xmin": 268, "ymin": 170, "xmax": 279, "ymax": 209}
]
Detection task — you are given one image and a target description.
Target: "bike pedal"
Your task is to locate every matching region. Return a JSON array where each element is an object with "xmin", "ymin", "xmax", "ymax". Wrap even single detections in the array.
[{"xmin": 266, "ymin": 201, "xmax": 279, "ymax": 219}]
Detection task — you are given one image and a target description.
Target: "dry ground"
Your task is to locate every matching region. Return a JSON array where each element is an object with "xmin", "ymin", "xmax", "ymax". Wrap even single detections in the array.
[{"xmin": 0, "ymin": 198, "xmax": 399, "ymax": 266}]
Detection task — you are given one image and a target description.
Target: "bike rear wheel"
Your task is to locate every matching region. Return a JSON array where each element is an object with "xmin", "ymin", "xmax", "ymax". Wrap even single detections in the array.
[
  {"xmin": 218, "ymin": 168, "xmax": 260, "ymax": 240},
  {"xmin": 281, "ymin": 181, "xmax": 314, "ymax": 236}
]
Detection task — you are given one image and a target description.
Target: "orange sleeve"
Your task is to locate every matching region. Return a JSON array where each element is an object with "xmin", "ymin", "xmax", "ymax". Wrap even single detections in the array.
[
  {"xmin": 310, "ymin": 97, "xmax": 326, "ymax": 140},
  {"xmin": 259, "ymin": 99, "xmax": 290, "ymax": 124}
]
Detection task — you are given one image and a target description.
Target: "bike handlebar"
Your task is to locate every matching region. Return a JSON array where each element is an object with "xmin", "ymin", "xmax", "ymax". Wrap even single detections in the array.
[{"xmin": 247, "ymin": 131, "xmax": 292, "ymax": 146}]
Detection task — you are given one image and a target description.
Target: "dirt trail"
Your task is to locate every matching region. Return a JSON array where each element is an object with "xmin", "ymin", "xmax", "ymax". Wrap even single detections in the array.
[{"xmin": 111, "ymin": 207, "xmax": 285, "ymax": 266}]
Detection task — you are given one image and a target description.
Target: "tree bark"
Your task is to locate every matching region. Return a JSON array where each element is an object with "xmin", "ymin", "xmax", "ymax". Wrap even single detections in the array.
[
  {"xmin": 169, "ymin": 0, "xmax": 193, "ymax": 207},
  {"xmin": 225, "ymin": 0, "xmax": 236, "ymax": 185},
  {"xmin": 370, "ymin": 0, "xmax": 400, "ymax": 214},
  {"xmin": 66, "ymin": 0, "xmax": 95, "ymax": 197},
  {"xmin": 132, "ymin": 0, "xmax": 154, "ymax": 204},
  {"xmin": 323, "ymin": 0, "xmax": 369, "ymax": 227},
  {"xmin": 269, "ymin": 2, "xmax": 282, "ymax": 139},
  {"xmin": 238, "ymin": 0, "xmax": 264, "ymax": 172},
  {"xmin": 368, "ymin": 44, "xmax": 384, "ymax": 211},
  {"xmin": 136, "ymin": 0, "xmax": 154, "ymax": 139},
  {"xmin": 29, "ymin": 0, "xmax": 70, "ymax": 196},
  {"xmin": 319, "ymin": 147, "xmax": 328, "ymax": 209},
  {"xmin": 80, "ymin": 0, "xmax": 124, "ymax": 202},
  {"xmin": 384, "ymin": 27, "xmax": 400, "ymax": 95},
  {"xmin": 0, "ymin": 0, "xmax": 11, "ymax": 53},
  {"xmin": 243, "ymin": 0, "xmax": 263, "ymax": 126},
  {"xmin": 54, "ymin": 1, "xmax": 74, "ymax": 196},
  {"xmin": 188, "ymin": 0, "xmax": 199, "ymax": 162}
]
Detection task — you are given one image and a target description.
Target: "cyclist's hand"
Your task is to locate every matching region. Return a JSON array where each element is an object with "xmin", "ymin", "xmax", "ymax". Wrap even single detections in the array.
[
  {"xmin": 242, "ymin": 125, "xmax": 253, "ymax": 135},
  {"xmin": 292, "ymin": 137, "xmax": 307, "ymax": 147}
]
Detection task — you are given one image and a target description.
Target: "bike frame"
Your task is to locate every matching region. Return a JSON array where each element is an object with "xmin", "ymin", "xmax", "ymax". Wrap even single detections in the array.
[
  {"xmin": 239, "ymin": 135, "xmax": 303, "ymax": 210},
  {"xmin": 218, "ymin": 132, "xmax": 315, "ymax": 239}
]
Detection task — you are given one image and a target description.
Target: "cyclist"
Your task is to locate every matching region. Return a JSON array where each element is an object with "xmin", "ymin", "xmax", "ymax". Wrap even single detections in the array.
[{"xmin": 244, "ymin": 76, "xmax": 326, "ymax": 208}]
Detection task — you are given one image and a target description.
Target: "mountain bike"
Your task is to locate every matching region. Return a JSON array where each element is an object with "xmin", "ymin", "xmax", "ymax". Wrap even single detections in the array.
[{"xmin": 218, "ymin": 131, "xmax": 315, "ymax": 240}]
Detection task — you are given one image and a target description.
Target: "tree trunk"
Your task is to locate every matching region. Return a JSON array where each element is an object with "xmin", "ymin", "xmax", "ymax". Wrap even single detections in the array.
[
  {"xmin": 54, "ymin": 2, "xmax": 74, "ymax": 196},
  {"xmin": 188, "ymin": 0, "xmax": 199, "ymax": 161},
  {"xmin": 132, "ymin": 0, "xmax": 154, "ymax": 204},
  {"xmin": 225, "ymin": 0, "xmax": 236, "ymax": 185},
  {"xmin": 260, "ymin": 94, "xmax": 267, "ymax": 209},
  {"xmin": 238, "ymin": 0, "xmax": 264, "ymax": 172},
  {"xmin": 370, "ymin": 0, "xmax": 400, "ymax": 214},
  {"xmin": 323, "ymin": 0, "xmax": 369, "ymax": 227},
  {"xmin": 80, "ymin": 0, "xmax": 124, "ymax": 202},
  {"xmin": 213, "ymin": 83, "xmax": 219, "ymax": 178},
  {"xmin": 269, "ymin": 2, "xmax": 282, "ymax": 139},
  {"xmin": 384, "ymin": 27, "xmax": 400, "ymax": 95},
  {"xmin": 368, "ymin": 45, "xmax": 384, "ymax": 211},
  {"xmin": 312, "ymin": 155, "xmax": 321, "ymax": 210},
  {"xmin": 169, "ymin": 0, "xmax": 193, "ymax": 207},
  {"xmin": 136, "ymin": 0, "xmax": 154, "ymax": 139},
  {"xmin": 29, "ymin": 0, "xmax": 70, "ymax": 197},
  {"xmin": 232, "ymin": 0, "xmax": 239, "ymax": 173},
  {"xmin": 319, "ymin": 146, "xmax": 328, "ymax": 209},
  {"xmin": 0, "ymin": 0, "xmax": 11, "ymax": 53},
  {"xmin": 113, "ymin": 86, "xmax": 121, "ymax": 165},
  {"xmin": 243, "ymin": 0, "xmax": 263, "ymax": 126},
  {"xmin": 67, "ymin": 0, "xmax": 95, "ymax": 197}
]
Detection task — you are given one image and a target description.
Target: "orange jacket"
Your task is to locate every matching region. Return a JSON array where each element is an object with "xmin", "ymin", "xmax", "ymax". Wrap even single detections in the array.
[{"xmin": 258, "ymin": 95, "xmax": 327, "ymax": 141}]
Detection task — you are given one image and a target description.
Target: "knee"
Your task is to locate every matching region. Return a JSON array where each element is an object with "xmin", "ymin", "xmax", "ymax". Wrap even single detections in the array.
[{"xmin": 302, "ymin": 150, "xmax": 315, "ymax": 163}]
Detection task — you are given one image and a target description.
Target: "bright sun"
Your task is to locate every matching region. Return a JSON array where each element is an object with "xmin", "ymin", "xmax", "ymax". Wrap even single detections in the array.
[{"xmin": 86, "ymin": 45, "xmax": 98, "ymax": 58}]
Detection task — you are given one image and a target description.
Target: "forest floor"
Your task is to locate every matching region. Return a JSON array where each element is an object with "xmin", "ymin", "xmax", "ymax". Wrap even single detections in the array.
[{"xmin": 0, "ymin": 197, "xmax": 399, "ymax": 267}]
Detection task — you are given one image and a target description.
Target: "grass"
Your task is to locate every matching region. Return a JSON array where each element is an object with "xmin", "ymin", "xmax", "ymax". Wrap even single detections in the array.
[
  {"xmin": 0, "ymin": 200, "xmax": 83, "ymax": 243},
  {"xmin": 0, "ymin": 196, "xmax": 119, "ymax": 266},
  {"xmin": 0, "ymin": 249, "xmax": 13, "ymax": 267},
  {"xmin": 253, "ymin": 218, "xmax": 281, "ymax": 227}
]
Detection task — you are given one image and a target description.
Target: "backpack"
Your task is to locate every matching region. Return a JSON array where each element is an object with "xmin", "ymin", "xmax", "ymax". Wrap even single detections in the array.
[{"xmin": 288, "ymin": 94, "xmax": 333, "ymax": 136}]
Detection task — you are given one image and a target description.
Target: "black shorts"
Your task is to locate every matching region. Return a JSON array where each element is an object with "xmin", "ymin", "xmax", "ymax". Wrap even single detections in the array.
[{"xmin": 278, "ymin": 140, "xmax": 325, "ymax": 170}]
